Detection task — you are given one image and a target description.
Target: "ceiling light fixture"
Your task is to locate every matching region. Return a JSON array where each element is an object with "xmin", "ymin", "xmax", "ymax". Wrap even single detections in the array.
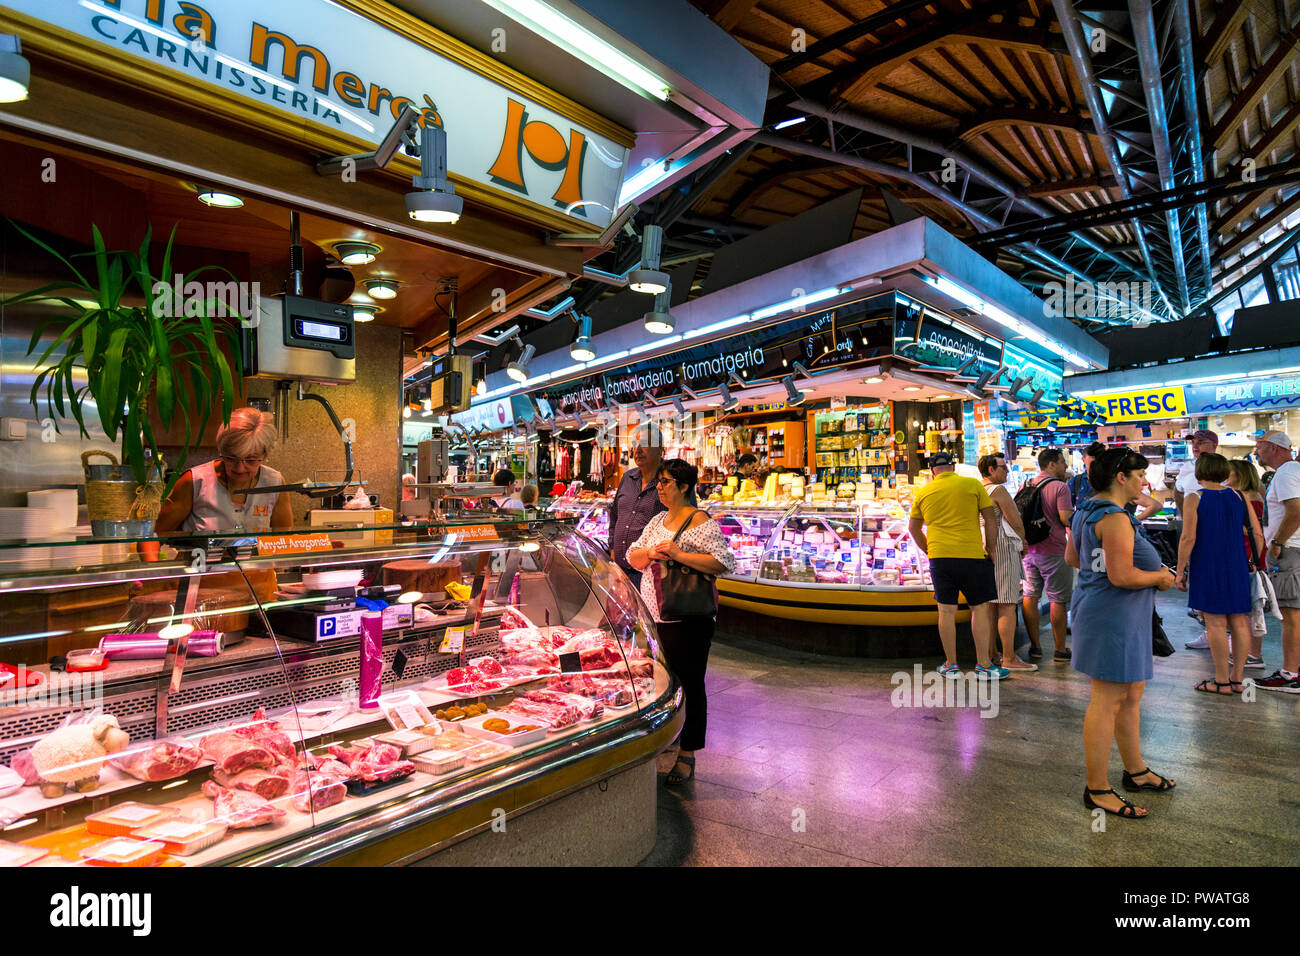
[
  {"xmin": 405, "ymin": 122, "xmax": 463, "ymax": 223},
  {"xmin": 682, "ymin": 386, "xmax": 701, "ymax": 401},
  {"xmin": 643, "ymin": 284, "xmax": 675, "ymax": 334},
  {"xmin": 902, "ymin": 386, "xmax": 922, "ymax": 392},
  {"xmin": 1028, "ymin": 387, "xmax": 1045, "ymax": 405},
  {"xmin": 718, "ymin": 381, "xmax": 738, "ymax": 412},
  {"xmin": 863, "ymin": 376, "xmax": 885, "ymax": 384},
  {"xmin": 350, "ymin": 304, "xmax": 379, "ymax": 322},
  {"xmin": 334, "ymin": 241, "xmax": 381, "ymax": 265},
  {"xmin": 477, "ymin": 0, "xmax": 671, "ymax": 101},
  {"xmin": 792, "ymin": 361, "xmax": 814, "ymax": 381},
  {"xmin": 0, "ymin": 34, "xmax": 30, "ymax": 103},
  {"xmin": 782, "ymin": 376, "xmax": 806, "ymax": 406},
  {"xmin": 630, "ymin": 225, "xmax": 669, "ymax": 294},
  {"xmin": 507, "ymin": 343, "xmax": 535, "ymax": 383},
  {"xmin": 364, "ymin": 279, "xmax": 399, "ymax": 300},
  {"xmin": 671, "ymin": 397, "xmax": 687, "ymax": 417},
  {"xmin": 569, "ymin": 312, "xmax": 596, "ymax": 362},
  {"xmin": 197, "ymin": 188, "xmax": 243, "ymax": 208},
  {"xmin": 774, "ymin": 116, "xmax": 806, "ymax": 130},
  {"xmin": 953, "ymin": 355, "xmax": 977, "ymax": 377}
]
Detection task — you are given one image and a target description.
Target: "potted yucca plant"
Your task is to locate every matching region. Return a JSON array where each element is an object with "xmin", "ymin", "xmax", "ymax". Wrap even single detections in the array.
[{"xmin": 4, "ymin": 222, "xmax": 243, "ymax": 535}]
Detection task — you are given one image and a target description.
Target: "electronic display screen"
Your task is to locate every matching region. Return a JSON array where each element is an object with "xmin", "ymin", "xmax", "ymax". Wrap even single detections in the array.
[{"xmin": 299, "ymin": 319, "xmax": 345, "ymax": 342}]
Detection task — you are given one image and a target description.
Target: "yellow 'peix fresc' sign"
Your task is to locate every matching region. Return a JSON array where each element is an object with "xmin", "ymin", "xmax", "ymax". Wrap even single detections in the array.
[{"xmin": 1052, "ymin": 386, "xmax": 1188, "ymax": 426}]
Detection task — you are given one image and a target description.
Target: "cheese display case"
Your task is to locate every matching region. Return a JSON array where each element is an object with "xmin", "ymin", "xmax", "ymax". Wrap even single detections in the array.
[
  {"xmin": 0, "ymin": 519, "xmax": 679, "ymax": 867},
  {"xmin": 706, "ymin": 502, "xmax": 970, "ymax": 647}
]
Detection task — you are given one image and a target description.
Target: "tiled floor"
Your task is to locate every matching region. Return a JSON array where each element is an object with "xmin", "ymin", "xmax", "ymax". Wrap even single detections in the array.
[{"xmin": 640, "ymin": 592, "xmax": 1300, "ymax": 866}]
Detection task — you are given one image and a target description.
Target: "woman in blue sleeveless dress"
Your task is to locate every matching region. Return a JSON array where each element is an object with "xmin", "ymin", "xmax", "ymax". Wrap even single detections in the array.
[
  {"xmin": 1175, "ymin": 453, "xmax": 1264, "ymax": 695},
  {"xmin": 1066, "ymin": 448, "xmax": 1178, "ymax": 819}
]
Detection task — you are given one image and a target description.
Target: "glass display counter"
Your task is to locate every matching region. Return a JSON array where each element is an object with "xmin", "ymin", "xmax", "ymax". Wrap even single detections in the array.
[
  {"xmin": 0, "ymin": 519, "xmax": 678, "ymax": 866},
  {"xmin": 545, "ymin": 496, "xmax": 611, "ymax": 548},
  {"xmin": 703, "ymin": 503, "xmax": 969, "ymax": 651}
]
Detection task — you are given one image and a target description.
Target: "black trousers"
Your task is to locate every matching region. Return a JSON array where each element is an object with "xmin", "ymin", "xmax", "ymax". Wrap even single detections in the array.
[{"xmin": 657, "ymin": 616, "xmax": 714, "ymax": 752}]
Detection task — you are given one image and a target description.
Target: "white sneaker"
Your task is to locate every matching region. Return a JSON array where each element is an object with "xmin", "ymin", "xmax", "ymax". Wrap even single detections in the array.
[{"xmin": 1184, "ymin": 633, "xmax": 1210, "ymax": 649}]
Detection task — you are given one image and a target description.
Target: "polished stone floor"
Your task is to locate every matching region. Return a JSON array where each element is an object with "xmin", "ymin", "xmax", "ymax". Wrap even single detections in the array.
[{"xmin": 641, "ymin": 591, "xmax": 1300, "ymax": 866}]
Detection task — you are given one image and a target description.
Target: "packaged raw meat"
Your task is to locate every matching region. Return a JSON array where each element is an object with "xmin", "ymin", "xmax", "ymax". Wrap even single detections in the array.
[
  {"xmin": 499, "ymin": 606, "xmax": 536, "ymax": 630},
  {"xmin": 523, "ymin": 689, "xmax": 603, "ymax": 720},
  {"xmin": 327, "ymin": 743, "xmax": 415, "ymax": 783},
  {"xmin": 211, "ymin": 767, "xmax": 291, "ymax": 800},
  {"xmin": 134, "ymin": 818, "xmax": 228, "ymax": 856},
  {"xmin": 231, "ymin": 708, "xmax": 296, "ymax": 764},
  {"xmin": 0, "ymin": 840, "xmax": 48, "ymax": 867},
  {"xmin": 469, "ymin": 656, "xmax": 503, "ymax": 676},
  {"xmin": 80, "ymin": 837, "xmax": 166, "ymax": 867},
  {"xmin": 374, "ymin": 730, "xmax": 436, "ymax": 756},
  {"xmin": 579, "ymin": 643, "xmax": 624, "ymax": 672},
  {"xmin": 203, "ymin": 781, "xmax": 285, "ymax": 829},
  {"xmin": 111, "ymin": 737, "xmax": 204, "ymax": 782},
  {"xmin": 289, "ymin": 769, "xmax": 348, "ymax": 813},
  {"xmin": 9, "ymin": 749, "xmax": 38, "ymax": 786},
  {"xmin": 85, "ymin": 802, "xmax": 179, "ymax": 837},
  {"xmin": 200, "ymin": 732, "xmax": 276, "ymax": 776}
]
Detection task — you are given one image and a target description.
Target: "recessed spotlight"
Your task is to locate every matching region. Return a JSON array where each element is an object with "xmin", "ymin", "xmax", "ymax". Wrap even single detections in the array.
[
  {"xmin": 197, "ymin": 188, "xmax": 243, "ymax": 208},
  {"xmin": 351, "ymin": 304, "xmax": 380, "ymax": 322},
  {"xmin": 365, "ymin": 279, "xmax": 399, "ymax": 300},
  {"xmin": 0, "ymin": 34, "xmax": 30, "ymax": 103},
  {"xmin": 335, "ymin": 241, "xmax": 381, "ymax": 265},
  {"xmin": 932, "ymin": 394, "xmax": 950, "ymax": 399},
  {"xmin": 903, "ymin": 386, "xmax": 922, "ymax": 392},
  {"xmin": 863, "ymin": 376, "xmax": 884, "ymax": 384}
]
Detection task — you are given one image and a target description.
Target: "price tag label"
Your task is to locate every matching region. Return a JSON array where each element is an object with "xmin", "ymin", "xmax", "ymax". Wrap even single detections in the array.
[
  {"xmin": 439, "ymin": 626, "xmax": 466, "ymax": 654},
  {"xmin": 558, "ymin": 651, "xmax": 582, "ymax": 673}
]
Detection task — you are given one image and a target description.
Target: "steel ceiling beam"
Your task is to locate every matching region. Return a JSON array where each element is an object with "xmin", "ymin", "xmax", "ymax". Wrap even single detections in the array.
[
  {"xmin": 781, "ymin": 99, "xmax": 1162, "ymax": 304},
  {"xmin": 1050, "ymin": 0, "xmax": 1174, "ymax": 315},
  {"xmin": 1172, "ymin": 0, "xmax": 1214, "ymax": 297},
  {"xmin": 1130, "ymin": 0, "xmax": 1190, "ymax": 313}
]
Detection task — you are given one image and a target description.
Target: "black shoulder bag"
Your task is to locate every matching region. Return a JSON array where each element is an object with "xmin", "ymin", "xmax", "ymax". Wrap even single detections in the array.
[{"xmin": 658, "ymin": 510, "xmax": 719, "ymax": 620}]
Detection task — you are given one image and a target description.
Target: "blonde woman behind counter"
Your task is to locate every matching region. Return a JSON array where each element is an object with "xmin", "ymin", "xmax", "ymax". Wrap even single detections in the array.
[{"xmin": 156, "ymin": 408, "xmax": 293, "ymax": 533}]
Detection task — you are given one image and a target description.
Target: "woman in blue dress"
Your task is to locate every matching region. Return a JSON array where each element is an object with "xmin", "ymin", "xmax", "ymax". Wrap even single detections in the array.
[
  {"xmin": 1175, "ymin": 452, "xmax": 1264, "ymax": 694},
  {"xmin": 1066, "ymin": 448, "xmax": 1178, "ymax": 819}
]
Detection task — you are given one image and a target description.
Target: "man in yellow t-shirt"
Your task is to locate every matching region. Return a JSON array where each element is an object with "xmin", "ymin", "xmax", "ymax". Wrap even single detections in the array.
[{"xmin": 908, "ymin": 452, "xmax": 1008, "ymax": 681}]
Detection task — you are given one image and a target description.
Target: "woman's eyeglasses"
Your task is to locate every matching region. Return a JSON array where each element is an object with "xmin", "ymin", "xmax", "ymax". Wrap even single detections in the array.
[
  {"xmin": 221, "ymin": 455, "xmax": 265, "ymax": 467},
  {"xmin": 655, "ymin": 477, "xmax": 677, "ymax": 487}
]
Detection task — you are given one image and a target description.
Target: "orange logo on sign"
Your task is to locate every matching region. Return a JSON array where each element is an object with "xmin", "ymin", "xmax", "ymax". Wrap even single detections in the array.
[{"xmin": 488, "ymin": 98, "xmax": 587, "ymax": 213}]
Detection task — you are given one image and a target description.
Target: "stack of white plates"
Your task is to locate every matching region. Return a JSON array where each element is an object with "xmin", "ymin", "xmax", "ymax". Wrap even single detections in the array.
[
  {"xmin": 0, "ymin": 507, "xmax": 57, "ymax": 570},
  {"xmin": 27, "ymin": 489, "xmax": 78, "ymax": 531}
]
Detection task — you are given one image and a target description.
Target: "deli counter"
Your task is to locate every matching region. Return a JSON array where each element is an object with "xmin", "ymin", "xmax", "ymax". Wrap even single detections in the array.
[{"xmin": 0, "ymin": 520, "xmax": 679, "ymax": 867}]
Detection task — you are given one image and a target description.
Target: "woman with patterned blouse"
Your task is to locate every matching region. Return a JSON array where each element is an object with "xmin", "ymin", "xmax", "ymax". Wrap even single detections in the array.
[{"xmin": 627, "ymin": 458, "xmax": 736, "ymax": 786}]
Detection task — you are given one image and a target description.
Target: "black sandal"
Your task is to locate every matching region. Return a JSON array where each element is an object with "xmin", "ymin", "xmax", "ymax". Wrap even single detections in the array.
[
  {"xmin": 1122, "ymin": 768, "xmax": 1176, "ymax": 792},
  {"xmin": 1194, "ymin": 679, "xmax": 1233, "ymax": 695},
  {"xmin": 1230, "ymin": 681, "xmax": 1245, "ymax": 694},
  {"xmin": 1084, "ymin": 786, "xmax": 1146, "ymax": 818},
  {"xmin": 666, "ymin": 755, "xmax": 695, "ymax": 786}
]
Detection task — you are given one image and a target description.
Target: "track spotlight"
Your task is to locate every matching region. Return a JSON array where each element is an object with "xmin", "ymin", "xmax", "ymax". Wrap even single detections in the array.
[
  {"xmin": 1028, "ymin": 387, "xmax": 1045, "ymax": 406},
  {"xmin": 671, "ymin": 397, "xmax": 687, "ymax": 417},
  {"xmin": 728, "ymin": 372, "xmax": 746, "ymax": 389},
  {"xmin": 974, "ymin": 368, "xmax": 994, "ymax": 393},
  {"xmin": 629, "ymin": 224, "xmax": 668, "ymax": 294},
  {"xmin": 506, "ymin": 343, "xmax": 535, "ymax": 382},
  {"xmin": 405, "ymin": 122, "xmax": 463, "ymax": 223},
  {"xmin": 792, "ymin": 361, "xmax": 814, "ymax": 380},
  {"xmin": 953, "ymin": 355, "xmax": 978, "ymax": 378},
  {"xmin": 569, "ymin": 312, "xmax": 596, "ymax": 362},
  {"xmin": 782, "ymin": 376, "xmax": 806, "ymax": 406},
  {"xmin": 643, "ymin": 284, "xmax": 674, "ymax": 334},
  {"xmin": 719, "ymin": 381, "xmax": 738, "ymax": 411}
]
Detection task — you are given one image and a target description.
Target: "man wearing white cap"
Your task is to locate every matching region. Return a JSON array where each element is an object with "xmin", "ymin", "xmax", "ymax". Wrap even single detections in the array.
[{"xmin": 1254, "ymin": 430, "xmax": 1300, "ymax": 693}]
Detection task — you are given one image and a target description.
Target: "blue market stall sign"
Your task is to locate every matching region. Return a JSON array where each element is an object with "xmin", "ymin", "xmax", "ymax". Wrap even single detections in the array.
[{"xmin": 1185, "ymin": 375, "xmax": 1300, "ymax": 413}]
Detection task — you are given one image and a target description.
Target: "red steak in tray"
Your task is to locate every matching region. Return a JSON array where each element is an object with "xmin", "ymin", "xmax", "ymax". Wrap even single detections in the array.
[
  {"xmin": 211, "ymin": 766, "xmax": 291, "ymax": 800},
  {"xmin": 200, "ymin": 732, "xmax": 276, "ymax": 776},
  {"xmin": 203, "ymin": 781, "xmax": 285, "ymax": 829},
  {"xmin": 112, "ymin": 738, "xmax": 204, "ymax": 782}
]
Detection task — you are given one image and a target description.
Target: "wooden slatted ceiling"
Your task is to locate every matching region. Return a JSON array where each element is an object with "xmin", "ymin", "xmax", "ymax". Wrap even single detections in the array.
[
  {"xmin": 1197, "ymin": 0, "xmax": 1300, "ymax": 283},
  {"xmin": 690, "ymin": 0, "xmax": 1136, "ymax": 274}
]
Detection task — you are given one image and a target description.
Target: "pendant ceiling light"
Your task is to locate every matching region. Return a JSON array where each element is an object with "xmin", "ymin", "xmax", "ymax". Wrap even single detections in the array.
[{"xmin": 643, "ymin": 284, "xmax": 674, "ymax": 334}]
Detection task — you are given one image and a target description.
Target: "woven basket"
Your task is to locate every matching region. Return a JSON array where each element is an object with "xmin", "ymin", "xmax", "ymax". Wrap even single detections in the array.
[{"xmin": 82, "ymin": 450, "xmax": 164, "ymax": 522}]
